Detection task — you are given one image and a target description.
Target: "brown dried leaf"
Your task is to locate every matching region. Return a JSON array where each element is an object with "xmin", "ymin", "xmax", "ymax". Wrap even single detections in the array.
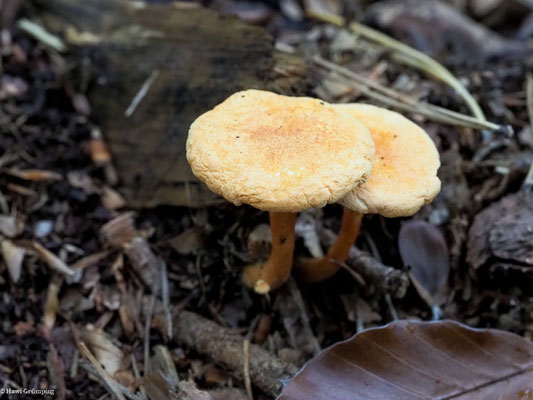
[
  {"xmin": 169, "ymin": 227, "xmax": 204, "ymax": 256},
  {"xmin": 47, "ymin": 344, "xmax": 67, "ymax": 400},
  {"xmin": 80, "ymin": 328, "xmax": 127, "ymax": 375},
  {"xmin": 1, "ymin": 239, "xmax": 25, "ymax": 282},
  {"xmin": 467, "ymin": 192, "xmax": 533, "ymax": 270},
  {"xmin": 150, "ymin": 345, "xmax": 179, "ymax": 381},
  {"xmin": 279, "ymin": 320, "xmax": 533, "ymax": 400},
  {"xmin": 5, "ymin": 168, "xmax": 62, "ymax": 181},
  {"xmin": 31, "ymin": 242, "xmax": 76, "ymax": 277},
  {"xmin": 6, "ymin": 183, "xmax": 37, "ymax": 196},
  {"xmin": 0, "ymin": 75, "xmax": 28, "ymax": 100},
  {"xmin": 365, "ymin": 0, "xmax": 529, "ymax": 63},
  {"xmin": 89, "ymin": 138, "xmax": 112, "ymax": 165},
  {"xmin": 71, "ymin": 250, "xmax": 110, "ymax": 271},
  {"xmin": 398, "ymin": 220, "xmax": 449, "ymax": 309},
  {"xmin": 101, "ymin": 186, "xmax": 126, "ymax": 211},
  {"xmin": 43, "ymin": 276, "xmax": 62, "ymax": 331},
  {"xmin": 100, "ymin": 212, "xmax": 137, "ymax": 248}
]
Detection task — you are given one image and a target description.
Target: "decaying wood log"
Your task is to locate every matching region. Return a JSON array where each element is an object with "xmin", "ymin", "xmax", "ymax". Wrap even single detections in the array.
[
  {"xmin": 41, "ymin": 0, "xmax": 308, "ymax": 208},
  {"xmin": 173, "ymin": 310, "xmax": 299, "ymax": 397}
]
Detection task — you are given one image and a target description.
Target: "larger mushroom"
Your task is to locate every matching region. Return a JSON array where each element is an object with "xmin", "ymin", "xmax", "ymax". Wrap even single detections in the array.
[
  {"xmin": 295, "ymin": 104, "xmax": 441, "ymax": 283},
  {"xmin": 186, "ymin": 90, "xmax": 374, "ymax": 294}
]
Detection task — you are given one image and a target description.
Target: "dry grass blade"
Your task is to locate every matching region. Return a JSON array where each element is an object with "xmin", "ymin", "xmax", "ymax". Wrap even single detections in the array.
[
  {"xmin": 313, "ymin": 56, "xmax": 505, "ymax": 132},
  {"xmin": 524, "ymin": 73, "xmax": 533, "ymax": 190},
  {"xmin": 17, "ymin": 18, "xmax": 66, "ymax": 52},
  {"xmin": 308, "ymin": 11, "xmax": 486, "ymax": 120}
]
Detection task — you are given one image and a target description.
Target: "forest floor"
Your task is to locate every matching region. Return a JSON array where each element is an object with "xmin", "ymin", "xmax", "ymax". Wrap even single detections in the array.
[{"xmin": 1, "ymin": 0, "xmax": 533, "ymax": 399}]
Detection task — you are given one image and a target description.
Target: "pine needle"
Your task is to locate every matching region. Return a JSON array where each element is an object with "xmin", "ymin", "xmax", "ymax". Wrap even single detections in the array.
[{"xmin": 308, "ymin": 11, "xmax": 486, "ymax": 121}]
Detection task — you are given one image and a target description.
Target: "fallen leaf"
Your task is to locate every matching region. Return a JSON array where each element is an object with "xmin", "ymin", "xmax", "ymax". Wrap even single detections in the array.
[
  {"xmin": 5, "ymin": 168, "xmax": 62, "ymax": 181},
  {"xmin": 365, "ymin": 0, "xmax": 530, "ymax": 63},
  {"xmin": 80, "ymin": 327, "xmax": 127, "ymax": 375},
  {"xmin": 398, "ymin": 220, "xmax": 449, "ymax": 312},
  {"xmin": 279, "ymin": 320, "xmax": 533, "ymax": 400},
  {"xmin": 303, "ymin": 0, "xmax": 341, "ymax": 19},
  {"xmin": 47, "ymin": 344, "xmax": 67, "ymax": 400},
  {"xmin": 1, "ymin": 239, "xmax": 25, "ymax": 282},
  {"xmin": 169, "ymin": 227, "xmax": 204, "ymax": 256},
  {"xmin": 0, "ymin": 214, "xmax": 23, "ymax": 237},
  {"xmin": 101, "ymin": 186, "xmax": 126, "ymax": 211},
  {"xmin": 43, "ymin": 276, "xmax": 62, "ymax": 331},
  {"xmin": 0, "ymin": 75, "xmax": 28, "ymax": 100},
  {"xmin": 13, "ymin": 321, "xmax": 34, "ymax": 336},
  {"xmin": 89, "ymin": 137, "xmax": 112, "ymax": 165},
  {"xmin": 31, "ymin": 242, "xmax": 76, "ymax": 277},
  {"xmin": 150, "ymin": 345, "xmax": 179, "ymax": 382},
  {"xmin": 6, "ymin": 183, "xmax": 37, "ymax": 196},
  {"xmin": 467, "ymin": 192, "xmax": 533, "ymax": 271},
  {"xmin": 246, "ymin": 223, "xmax": 271, "ymax": 260}
]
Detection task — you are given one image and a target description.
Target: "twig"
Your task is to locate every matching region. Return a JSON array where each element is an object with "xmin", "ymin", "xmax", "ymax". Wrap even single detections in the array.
[
  {"xmin": 299, "ymin": 213, "xmax": 409, "ymax": 298},
  {"xmin": 173, "ymin": 310, "xmax": 298, "ymax": 397},
  {"xmin": 144, "ymin": 294, "xmax": 157, "ymax": 379},
  {"xmin": 314, "ymin": 56, "xmax": 506, "ymax": 132},
  {"xmin": 286, "ymin": 278, "xmax": 321, "ymax": 355},
  {"xmin": 524, "ymin": 73, "xmax": 533, "ymax": 191},
  {"xmin": 308, "ymin": 11, "xmax": 485, "ymax": 120},
  {"xmin": 125, "ymin": 70, "xmax": 159, "ymax": 117},
  {"xmin": 243, "ymin": 339, "xmax": 253, "ymax": 400},
  {"xmin": 160, "ymin": 260, "xmax": 173, "ymax": 339}
]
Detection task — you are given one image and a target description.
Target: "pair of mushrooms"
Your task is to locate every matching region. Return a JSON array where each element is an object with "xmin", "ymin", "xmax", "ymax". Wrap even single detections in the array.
[{"xmin": 187, "ymin": 90, "xmax": 440, "ymax": 294}]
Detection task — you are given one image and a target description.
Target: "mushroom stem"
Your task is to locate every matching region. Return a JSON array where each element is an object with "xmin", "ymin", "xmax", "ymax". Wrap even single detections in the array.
[
  {"xmin": 295, "ymin": 208, "xmax": 362, "ymax": 283},
  {"xmin": 243, "ymin": 212, "xmax": 297, "ymax": 294}
]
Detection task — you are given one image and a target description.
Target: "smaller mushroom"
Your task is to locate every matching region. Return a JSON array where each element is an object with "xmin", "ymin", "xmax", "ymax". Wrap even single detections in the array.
[
  {"xmin": 186, "ymin": 90, "xmax": 374, "ymax": 294},
  {"xmin": 295, "ymin": 104, "xmax": 441, "ymax": 283}
]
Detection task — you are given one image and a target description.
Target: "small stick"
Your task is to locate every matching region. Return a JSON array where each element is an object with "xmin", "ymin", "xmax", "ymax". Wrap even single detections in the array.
[
  {"xmin": 243, "ymin": 339, "xmax": 253, "ymax": 400},
  {"xmin": 305, "ymin": 216, "xmax": 410, "ymax": 299},
  {"xmin": 144, "ymin": 295, "xmax": 156, "ymax": 378},
  {"xmin": 524, "ymin": 73, "xmax": 533, "ymax": 191},
  {"xmin": 173, "ymin": 310, "xmax": 298, "ymax": 397}
]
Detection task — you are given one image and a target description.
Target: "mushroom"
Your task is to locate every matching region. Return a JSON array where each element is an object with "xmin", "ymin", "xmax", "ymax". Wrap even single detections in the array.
[
  {"xmin": 295, "ymin": 104, "xmax": 441, "ymax": 283},
  {"xmin": 186, "ymin": 90, "xmax": 374, "ymax": 294}
]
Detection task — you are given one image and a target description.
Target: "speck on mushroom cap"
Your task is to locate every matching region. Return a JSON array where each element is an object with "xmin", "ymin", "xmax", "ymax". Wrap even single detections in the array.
[
  {"xmin": 336, "ymin": 104, "xmax": 441, "ymax": 217},
  {"xmin": 186, "ymin": 90, "xmax": 374, "ymax": 212}
]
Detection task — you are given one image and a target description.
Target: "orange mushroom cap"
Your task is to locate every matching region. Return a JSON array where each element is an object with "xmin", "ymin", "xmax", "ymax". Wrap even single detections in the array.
[
  {"xmin": 187, "ymin": 90, "xmax": 375, "ymax": 212},
  {"xmin": 335, "ymin": 104, "xmax": 441, "ymax": 217}
]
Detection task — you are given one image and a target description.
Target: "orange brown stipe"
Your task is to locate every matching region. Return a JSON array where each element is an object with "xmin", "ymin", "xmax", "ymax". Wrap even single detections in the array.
[
  {"xmin": 242, "ymin": 212, "xmax": 297, "ymax": 294},
  {"xmin": 295, "ymin": 208, "xmax": 362, "ymax": 283}
]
